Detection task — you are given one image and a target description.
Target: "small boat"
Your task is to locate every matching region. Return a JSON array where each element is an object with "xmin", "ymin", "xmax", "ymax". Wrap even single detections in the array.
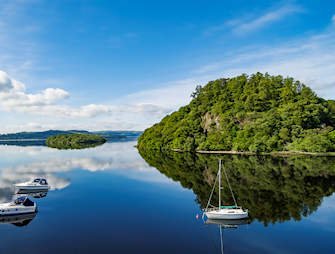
[
  {"xmin": 203, "ymin": 159, "xmax": 248, "ymax": 220},
  {"xmin": 15, "ymin": 178, "xmax": 50, "ymax": 191},
  {"xmin": 0, "ymin": 196, "xmax": 37, "ymax": 216}
]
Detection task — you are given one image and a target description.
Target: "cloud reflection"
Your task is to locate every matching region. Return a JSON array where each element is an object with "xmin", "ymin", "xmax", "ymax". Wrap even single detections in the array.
[{"xmin": 0, "ymin": 142, "xmax": 173, "ymax": 202}]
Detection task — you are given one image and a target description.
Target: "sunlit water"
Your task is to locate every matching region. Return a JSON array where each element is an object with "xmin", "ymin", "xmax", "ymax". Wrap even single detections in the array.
[{"xmin": 0, "ymin": 141, "xmax": 334, "ymax": 254}]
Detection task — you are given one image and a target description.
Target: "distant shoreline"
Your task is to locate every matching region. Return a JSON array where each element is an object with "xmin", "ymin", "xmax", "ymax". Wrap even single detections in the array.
[
  {"xmin": 0, "ymin": 139, "xmax": 45, "ymax": 141},
  {"xmin": 171, "ymin": 149, "xmax": 335, "ymax": 157}
]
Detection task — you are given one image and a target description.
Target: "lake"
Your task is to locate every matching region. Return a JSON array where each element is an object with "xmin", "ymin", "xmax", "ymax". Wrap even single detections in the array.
[{"xmin": 0, "ymin": 141, "xmax": 335, "ymax": 254}]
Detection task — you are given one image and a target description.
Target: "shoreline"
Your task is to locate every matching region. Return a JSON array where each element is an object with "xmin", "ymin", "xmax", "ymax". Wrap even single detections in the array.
[
  {"xmin": 171, "ymin": 149, "xmax": 335, "ymax": 157},
  {"xmin": 0, "ymin": 139, "xmax": 45, "ymax": 142}
]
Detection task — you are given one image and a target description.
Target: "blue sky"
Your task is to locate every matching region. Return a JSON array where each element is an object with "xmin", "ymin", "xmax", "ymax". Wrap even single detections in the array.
[{"xmin": 0, "ymin": 0, "xmax": 335, "ymax": 132}]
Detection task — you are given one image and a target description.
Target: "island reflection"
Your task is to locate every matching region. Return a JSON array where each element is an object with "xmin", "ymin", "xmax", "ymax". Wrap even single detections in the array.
[{"xmin": 139, "ymin": 149, "xmax": 335, "ymax": 225}]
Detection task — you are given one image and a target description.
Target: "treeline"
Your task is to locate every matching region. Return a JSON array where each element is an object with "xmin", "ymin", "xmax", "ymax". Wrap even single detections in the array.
[
  {"xmin": 0, "ymin": 130, "xmax": 89, "ymax": 140},
  {"xmin": 138, "ymin": 73, "xmax": 335, "ymax": 153},
  {"xmin": 46, "ymin": 133, "xmax": 106, "ymax": 149}
]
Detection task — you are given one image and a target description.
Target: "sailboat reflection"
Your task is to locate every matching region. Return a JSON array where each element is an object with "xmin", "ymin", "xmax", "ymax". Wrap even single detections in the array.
[
  {"xmin": 0, "ymin": 212, "xmax": 37, "ymax": 227},
  {"xmin": 205, "ymin": 218, "xmax": 250, "ymax": 227},
  {"xmin": 16, "ymin": 189, "xmax": 48, "ymax": 199},
  {"xmin": 205, "ymin": 218, "xmax": 249, "ymax": 254}
]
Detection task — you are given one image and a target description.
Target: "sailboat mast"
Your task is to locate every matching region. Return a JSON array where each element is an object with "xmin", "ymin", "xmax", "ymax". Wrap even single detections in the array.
[{"xmin": 218, "ymin": 159, "xmax": 221, "ymax": 209}]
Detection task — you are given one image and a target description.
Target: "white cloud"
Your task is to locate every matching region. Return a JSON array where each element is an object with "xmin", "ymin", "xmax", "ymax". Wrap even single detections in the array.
[
  {"xmin": 0, "ymin": 70, "xmax": 24, "ymax": 91},
  {"xmin": 205, "ymin": 4, "xmax": 302, "ymax": 36},
  {"xmin": 0, "ymin": 71, "xmax": 69, "ymax": 109},
  {"xmin": 233, "ymin": 5, "xmax": 302, "ymax": 34},
  {"xmin": 332, "ymin": 14, "xmax": 335, "ymax": 24},
  {"xmin": 0, "ymin": 70, "xmax": 177, "ymax": 132},
  {"xmin": 0, "ymin": 70, "xmax": 14, "ymax": 91},
  {"xmin": 124, "ymin": 78, "xmax": 199, "ymax": 109},
  {"xmin": 0, "ymin": 69, "xmax": 175, "ymax": 130},
  {"xmin": 59, "ymin": 104, "xmax": 111, "ymax": 118}
]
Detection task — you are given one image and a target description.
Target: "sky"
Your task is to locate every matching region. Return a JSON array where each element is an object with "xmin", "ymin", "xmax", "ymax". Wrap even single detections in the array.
[{"xmin": 0, "ymin": 0, "xmax": 335, "ymax": 133}]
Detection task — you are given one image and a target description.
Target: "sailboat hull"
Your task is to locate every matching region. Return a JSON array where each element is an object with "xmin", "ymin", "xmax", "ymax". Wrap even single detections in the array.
[{"xmin": 205, "ymin": 208, "xmax": 248, "ymax": 220}]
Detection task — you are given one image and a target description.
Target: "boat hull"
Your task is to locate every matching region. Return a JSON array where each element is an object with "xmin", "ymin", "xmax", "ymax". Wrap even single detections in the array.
[
  {"xmin": 205, "ymin": 209, "xmax": 248, "ymax": 220},
  {"xmin": 0, "ymin": 204, "xmax": 37, "ymax": 216}
]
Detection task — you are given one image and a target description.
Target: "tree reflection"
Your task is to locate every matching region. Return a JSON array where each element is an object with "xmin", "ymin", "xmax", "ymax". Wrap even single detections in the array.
[{"xmin": 139, "ymin": 149, "xmax": 335, "ymax": 225}]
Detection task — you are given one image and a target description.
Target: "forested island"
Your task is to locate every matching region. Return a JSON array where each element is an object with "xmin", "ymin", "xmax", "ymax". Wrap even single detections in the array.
[
  {"xmin": 46, "ymin": 133, "xmax": 106, "ymax": 149},
  {"xmin": 138, "ymin": 73, "xmax": 335, "ymax": 154}
]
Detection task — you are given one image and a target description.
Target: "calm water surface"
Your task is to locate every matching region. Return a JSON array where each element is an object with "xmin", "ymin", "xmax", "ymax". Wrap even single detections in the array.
[{"xmin": 0, "ymin": 141, "xmax": 334, "ymax": 254}]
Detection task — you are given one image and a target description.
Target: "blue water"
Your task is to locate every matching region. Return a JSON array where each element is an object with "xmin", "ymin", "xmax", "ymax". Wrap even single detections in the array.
[{"xmin": 0, "ymin": 141, "xmax": 334, "ymax": 254}]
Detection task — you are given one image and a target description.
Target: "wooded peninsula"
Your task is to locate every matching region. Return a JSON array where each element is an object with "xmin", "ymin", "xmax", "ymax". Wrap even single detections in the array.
[{"xmin": 138, "ymin": 73, "xmax": 335, "ymax": 154}]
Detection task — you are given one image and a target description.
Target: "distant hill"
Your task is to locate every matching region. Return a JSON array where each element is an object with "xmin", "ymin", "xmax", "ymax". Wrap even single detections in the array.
[
  {"xmin": 138, "ymin": 73, "xmax": 335, "ymax": 153},
  {"xmin": 0, "ymin": 130, "xmax": 142, "ymax": 146},
  {"xmin": 0, "ymin": 130, "xmax": 90, "ymax": 140},
  {"xmin": 93, "ymin": 131, "xmax": 142, "ymax": 142}
]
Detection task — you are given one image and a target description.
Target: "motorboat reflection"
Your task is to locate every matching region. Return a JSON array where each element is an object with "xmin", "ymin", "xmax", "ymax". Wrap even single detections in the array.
[
  {"xmin": 16, "ymin": 189, "xmax": 48, "ymax": 199},
  {"xmin": 0, "ymin": 212, "xmax": 37, "ymax": 227}
]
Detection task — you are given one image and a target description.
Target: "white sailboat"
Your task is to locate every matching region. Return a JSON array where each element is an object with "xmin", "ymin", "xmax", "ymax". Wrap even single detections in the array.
[{"xmin": 203, "ymin": 159, "xmax": 248, "ymax": 220}]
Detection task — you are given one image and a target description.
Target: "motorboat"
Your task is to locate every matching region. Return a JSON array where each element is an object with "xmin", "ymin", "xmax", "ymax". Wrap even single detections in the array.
[
  {"xmin": 203, "ymin": 160, "xmax": 248, "ymax": 220},
  {"xmin": 0, "ymin": 212, "xmax": 36, "ymax": 227},
  {"xmin": 0, "ymin": 196, "xmax": 37, "ymax": 216},
  {"xmin": 15, "ymin": 178, "xmax": 50, "ymax": 191}
]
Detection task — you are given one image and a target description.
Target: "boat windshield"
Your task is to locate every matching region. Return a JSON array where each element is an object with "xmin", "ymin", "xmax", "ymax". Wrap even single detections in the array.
[
  {"xmin": 40, "ymin": 179, "xmax": 48, "ymax": 185},
  {"xmin": 22, "ymin": 198, "xmax": 35, "ymax": 207},
  {"xmin": 14, "ymin": 196, "xmax": 26, "ymax": 205},
  {"xmin": 33, "ymin": 179, "xmax": 40, "ymax": 183},
  {"xmin": 13, "ymin": 197, "xmax": 34, "ymax": 207}
]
